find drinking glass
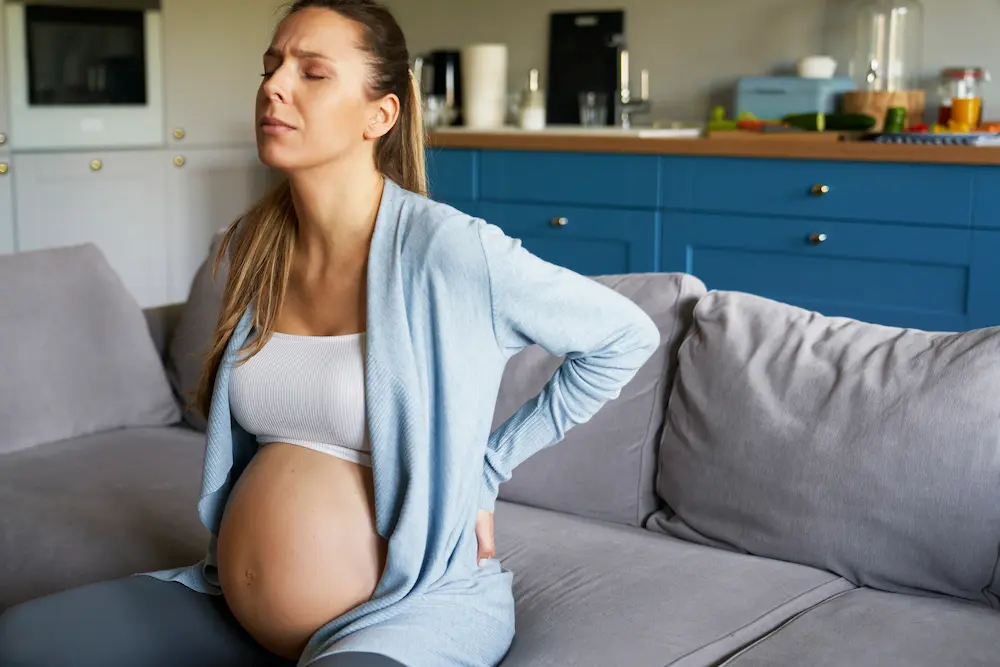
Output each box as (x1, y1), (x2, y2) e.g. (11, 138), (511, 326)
(578, 91), (608, 126)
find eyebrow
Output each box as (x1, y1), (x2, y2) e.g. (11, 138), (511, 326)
(264, 47), (334, 62)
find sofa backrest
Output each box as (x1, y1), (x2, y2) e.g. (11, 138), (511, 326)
(165, 231), (227, 431)
(649, 290), (1000, 610)
(493, 272), (706, 527)
(0, 244), (181, 454)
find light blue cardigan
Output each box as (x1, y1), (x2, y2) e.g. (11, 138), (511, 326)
(145, 178), (660, 666)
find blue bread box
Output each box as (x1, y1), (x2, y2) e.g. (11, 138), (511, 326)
(735, 76), (857, 119)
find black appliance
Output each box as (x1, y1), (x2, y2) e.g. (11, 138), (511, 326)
(415, 49), (463, 125)
(25, 4), (149, 106)
(546, 10), (624, 125)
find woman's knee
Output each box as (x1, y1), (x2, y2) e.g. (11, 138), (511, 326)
(0, 598), (53, 666)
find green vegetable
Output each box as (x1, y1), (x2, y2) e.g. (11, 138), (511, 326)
(783, 112), (826, 132)
(782, 112), (878, 132)
(827, 113), (878, 131)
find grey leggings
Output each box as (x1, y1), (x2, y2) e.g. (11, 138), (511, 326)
(0, 576), (406, 667)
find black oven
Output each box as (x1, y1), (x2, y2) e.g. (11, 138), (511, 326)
(24, 3), (149, 105)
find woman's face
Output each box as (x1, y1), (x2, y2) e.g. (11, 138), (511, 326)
(255, 7), (395, 173)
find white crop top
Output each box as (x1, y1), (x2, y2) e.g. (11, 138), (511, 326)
(229, 330), (370, 467)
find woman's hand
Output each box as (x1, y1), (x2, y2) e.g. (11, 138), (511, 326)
(476, 509), (495, 566)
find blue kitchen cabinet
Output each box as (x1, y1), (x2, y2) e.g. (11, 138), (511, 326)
(425, 147), (476, 212)
(477, 201), (659, 276)
(969, 229), (1000, 329)
(971, 167), (1000, 230)
(480, 150), (660, 208)
(426, 146), (1000, 331)
(662, 212), (978, 331)
(661, 156), (974, 228)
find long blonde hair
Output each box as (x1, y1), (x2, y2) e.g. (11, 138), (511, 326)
(193, 0), (426, 419)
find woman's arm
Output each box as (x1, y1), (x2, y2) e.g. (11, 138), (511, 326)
(475, 220), (661, 512)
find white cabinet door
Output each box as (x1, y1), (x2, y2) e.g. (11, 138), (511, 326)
(0, 154), (12, 255)
(162, 0), (282, 147)
(13, 150), (171, 308)
(0, 1), (8, 148)
(165, 146), (279, 303)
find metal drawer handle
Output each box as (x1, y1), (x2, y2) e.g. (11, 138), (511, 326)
(0, 162), (7, 175)
(811, 184), (830, 196)
(550, 216), (569, 227)
(90, 159), (102, 172)
(809, 233), (828, 245)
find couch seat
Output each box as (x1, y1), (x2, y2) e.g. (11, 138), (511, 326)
(494, 502), (854, 667)
(722, 587), (1000, 667)
(0, 426), (207, 610)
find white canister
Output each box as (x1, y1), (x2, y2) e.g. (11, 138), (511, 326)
(461, 43), (508, 129)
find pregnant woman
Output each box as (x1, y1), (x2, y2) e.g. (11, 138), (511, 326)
(0, 1), (659, 665)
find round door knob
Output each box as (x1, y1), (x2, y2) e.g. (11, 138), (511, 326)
(0, 162), (8, 175)
(0, 132), (6, 145)
(173, 155), (186, 167)
(173, 127), (185, 140)
(90, 159), (102, 171)
(809, 233), (828, 245)
(550, 216), (569, 227)
(811, 184), (830, 196)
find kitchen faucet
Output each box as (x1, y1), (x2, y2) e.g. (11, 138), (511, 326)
(616, 48), (650, 128)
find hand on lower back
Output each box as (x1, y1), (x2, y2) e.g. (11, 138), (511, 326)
(476, 509), (495, 565)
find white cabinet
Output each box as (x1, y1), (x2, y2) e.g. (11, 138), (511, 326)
(13, 150), (171, 308)
(162, 0), (282, 147)
(0, 0), (8, 147)
(0, 154), (12, 255)
(165, 146), (278, 302)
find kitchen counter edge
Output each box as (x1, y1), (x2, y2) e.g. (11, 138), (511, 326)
(426, 130), (1000, 166)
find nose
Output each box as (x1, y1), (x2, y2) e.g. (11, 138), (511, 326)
(261, 66), (290, 103)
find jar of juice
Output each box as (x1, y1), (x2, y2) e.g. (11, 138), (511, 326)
(938, 67), (990, 129)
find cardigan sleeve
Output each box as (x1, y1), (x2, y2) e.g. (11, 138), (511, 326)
(475, 220), (661, 512)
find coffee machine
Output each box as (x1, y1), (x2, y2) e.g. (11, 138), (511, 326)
(413, 50), (463, 127)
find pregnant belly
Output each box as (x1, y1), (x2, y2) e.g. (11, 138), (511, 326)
(216, 442), (387, 660)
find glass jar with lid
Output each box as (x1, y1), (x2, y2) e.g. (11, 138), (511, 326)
(849, 0), (924, 92)
(937, 67), (990, 129)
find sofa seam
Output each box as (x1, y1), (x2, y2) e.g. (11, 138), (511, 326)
(709, 586), (860, 667)
(662, 577), (855, 667)
(636, 274), (689, 526)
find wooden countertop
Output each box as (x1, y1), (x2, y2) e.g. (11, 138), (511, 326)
(427, 127), (1000, 166)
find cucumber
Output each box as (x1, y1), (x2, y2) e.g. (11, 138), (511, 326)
(784, 112), (826, 132)
(783, 112), (877, 132)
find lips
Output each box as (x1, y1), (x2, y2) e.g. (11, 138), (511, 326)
(260, 115), (295, 130)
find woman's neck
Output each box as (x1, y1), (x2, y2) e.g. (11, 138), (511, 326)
(287, 155), (385, 269)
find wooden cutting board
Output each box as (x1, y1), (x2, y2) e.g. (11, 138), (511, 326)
(706, 130), (847, 142)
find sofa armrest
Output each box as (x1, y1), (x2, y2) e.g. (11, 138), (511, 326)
(143, 303), (184, 361)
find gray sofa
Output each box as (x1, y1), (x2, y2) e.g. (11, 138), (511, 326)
(1, 242), (998, 667)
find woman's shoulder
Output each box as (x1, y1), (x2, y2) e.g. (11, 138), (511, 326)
(392, 185), (490, 274)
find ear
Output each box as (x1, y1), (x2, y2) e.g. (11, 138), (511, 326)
(364, 93), (401, 140)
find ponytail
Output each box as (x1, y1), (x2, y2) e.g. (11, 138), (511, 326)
(375, 68), (426, 197)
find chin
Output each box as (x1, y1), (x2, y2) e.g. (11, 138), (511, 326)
(256, 142), (298, 173)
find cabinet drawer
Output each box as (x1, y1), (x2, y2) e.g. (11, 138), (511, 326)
(664, 157), (973, 228)
(478, 202), (658, 276)
(663, 213), (975, 331)
(971, 168), (1000, 229)
(480, 151), (659, 208)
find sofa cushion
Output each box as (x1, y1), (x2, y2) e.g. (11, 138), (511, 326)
(649, 290), (1000, 609)
(166, 231), (227, 431)
(0, 426), (207, 610)
(494, 501), (853, 667)
(0, 245), (181, 454)
(722, 588), (1000, 667)
(492, 273), (705, 527)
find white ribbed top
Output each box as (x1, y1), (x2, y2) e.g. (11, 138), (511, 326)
(229, 330), (370, 466)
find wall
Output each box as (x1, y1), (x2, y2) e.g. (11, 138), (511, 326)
(388, 0), (1000, 124)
